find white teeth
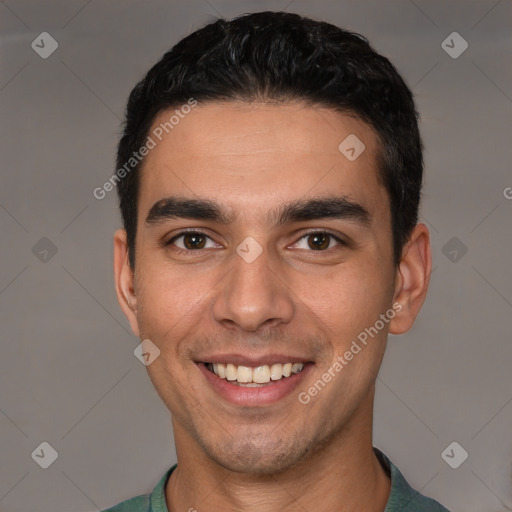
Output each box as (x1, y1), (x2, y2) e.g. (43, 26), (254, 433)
(270, 363), (283, 380)
(207, 362), (304, 384)
(225, 363), (237, 381)
(236, 365), (253, 383)
(253, 365), (271, 384)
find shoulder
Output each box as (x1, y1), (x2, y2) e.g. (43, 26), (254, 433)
(101, 464), (176, 512)
(374, 448), (451, 512)
(101, 493), (150, 512)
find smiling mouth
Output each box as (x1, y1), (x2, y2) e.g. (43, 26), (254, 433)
(205, 362), (306, 387)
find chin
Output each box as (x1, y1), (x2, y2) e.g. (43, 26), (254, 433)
(199, 434), (309, 476)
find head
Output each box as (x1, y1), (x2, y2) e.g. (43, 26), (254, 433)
(113, 11), (431, 474)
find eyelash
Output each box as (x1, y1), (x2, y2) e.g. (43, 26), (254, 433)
(165, 229), (346, 254)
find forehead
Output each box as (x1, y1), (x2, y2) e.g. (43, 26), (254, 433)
(138, 101), (388, 224)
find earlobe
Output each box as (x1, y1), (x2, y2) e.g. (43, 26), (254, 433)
(113, 229), (140, 337)
(389, 223), (432, 335)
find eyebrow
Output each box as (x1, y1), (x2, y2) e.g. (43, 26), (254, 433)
(145, 195), (371, 227)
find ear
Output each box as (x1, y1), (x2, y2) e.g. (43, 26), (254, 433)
(389, 223), (432, 335)
(113, 228), (140, 337)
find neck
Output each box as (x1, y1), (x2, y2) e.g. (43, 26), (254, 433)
(165, 397), (390, 512)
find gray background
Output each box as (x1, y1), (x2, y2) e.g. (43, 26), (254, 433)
(1, 0), (511, 510)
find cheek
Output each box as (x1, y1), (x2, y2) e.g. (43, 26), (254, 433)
(135, 265), (206, 339)
(307, 263), (391, 340)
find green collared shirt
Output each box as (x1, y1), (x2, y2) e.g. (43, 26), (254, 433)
(102, 448), (450, 511)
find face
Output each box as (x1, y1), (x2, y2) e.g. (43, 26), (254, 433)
(114, 101), (427, 475)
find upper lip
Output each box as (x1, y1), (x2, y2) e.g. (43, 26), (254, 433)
(197, 354), (312, 367)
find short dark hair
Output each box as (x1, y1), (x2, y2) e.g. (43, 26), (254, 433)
(116, 11), (423, 269)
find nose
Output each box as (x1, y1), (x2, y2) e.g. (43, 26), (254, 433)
(212, 242), (295, 333)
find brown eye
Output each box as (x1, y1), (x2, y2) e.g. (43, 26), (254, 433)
(307, 233), (330, 250)
(167, 231), (217, 251)
(182, 233), (207, 250)
(293, 232), (344, 251)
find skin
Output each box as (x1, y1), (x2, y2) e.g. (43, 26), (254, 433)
(113, 101), (431, 512)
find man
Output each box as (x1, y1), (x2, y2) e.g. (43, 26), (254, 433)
(105, 11), (449, 512)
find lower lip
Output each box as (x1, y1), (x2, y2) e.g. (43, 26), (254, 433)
(198, 363), (313, 407)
